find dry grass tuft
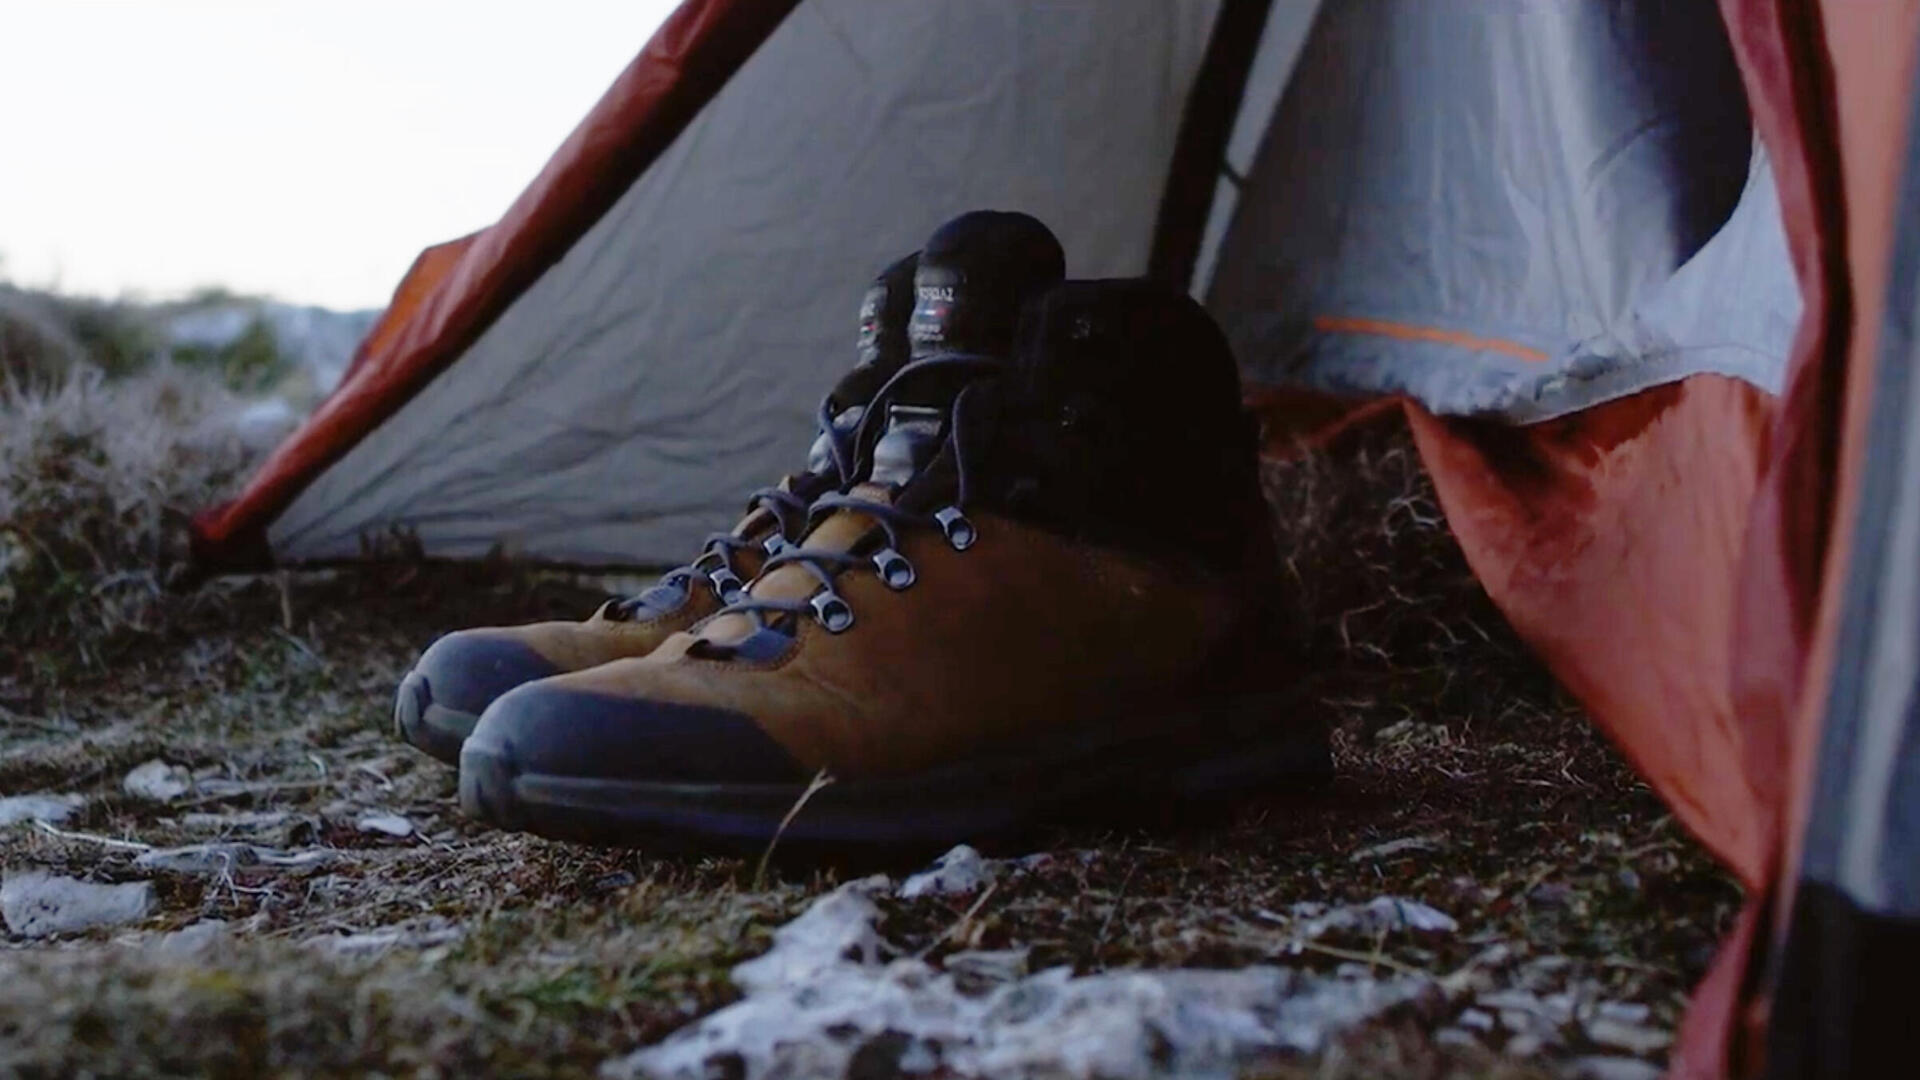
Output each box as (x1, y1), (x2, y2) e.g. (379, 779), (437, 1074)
(1264, 419), (1561, 739)
(0, 362), (283, 668)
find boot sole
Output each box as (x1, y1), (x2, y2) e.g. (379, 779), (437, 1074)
(393, 671), (480, 767)
(458, 695), (1332, 852)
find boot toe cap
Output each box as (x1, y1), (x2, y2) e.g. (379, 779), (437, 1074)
(412, 632), (563, 719)
(465, 681), (803, 785)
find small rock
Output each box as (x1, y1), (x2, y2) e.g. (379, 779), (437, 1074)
(1434, 1027), (1481, 1049)
(1349, 833), (1446, 862)
(1567, 1056), (1663, 1080)
(1615, 868), (1643, 892)
(1593, 1001), (1652, 1025)
(1457, 1008), (1495, 1032)
(124, 760), (192, 801)
(355, 812), (413, 837)
(898, 844), (992, 898)
(0, 794), (84, 827)
(1585, 1017), (1673, 1056)
(2, 870), (153, 937)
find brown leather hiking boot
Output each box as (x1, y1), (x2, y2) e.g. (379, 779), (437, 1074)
(393, 252), (924, 764)
(459, 275), (1329, 848)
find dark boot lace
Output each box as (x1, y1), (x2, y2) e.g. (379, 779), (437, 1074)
(711, 354), (1003, 636)
(607, 395), (871, 620)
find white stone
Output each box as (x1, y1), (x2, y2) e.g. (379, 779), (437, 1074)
(0, 794), (84, 826)
(1, 870), (153, 937)
(123, 759), (192, 801)
(897, 844), (993, 898)
(355, 812), (414, 837)
(1585, 1017), (1673, 1056)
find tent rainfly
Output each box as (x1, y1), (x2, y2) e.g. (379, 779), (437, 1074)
(191, 2), (1920, 1075)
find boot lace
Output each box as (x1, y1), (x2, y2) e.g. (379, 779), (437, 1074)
(712, 354), (1001, 635)
(610, 398), (870, 619)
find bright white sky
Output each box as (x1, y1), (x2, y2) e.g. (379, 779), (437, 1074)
(0, 1), (679, 310)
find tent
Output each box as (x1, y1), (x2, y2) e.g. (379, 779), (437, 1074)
(189, 1), (1919, 1074)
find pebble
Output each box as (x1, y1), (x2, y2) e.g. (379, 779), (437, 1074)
(355, 812), (414, 837)
(123, 760), (192, 801)
(897, 844), (993, 898)
(1, 870), (153, 937)
(1585, 1016), (1673, 1056)
(0, 794), (84, 827)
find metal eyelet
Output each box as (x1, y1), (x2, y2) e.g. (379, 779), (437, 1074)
(934, 507), (976, 551)
(707, 566), (745, 604)
(872, 547), (916, 590)
(809, 590), (854, 633)
(762, 534), (790, 556)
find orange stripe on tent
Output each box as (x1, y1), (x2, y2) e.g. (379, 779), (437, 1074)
(1312, 316), (1551, 364)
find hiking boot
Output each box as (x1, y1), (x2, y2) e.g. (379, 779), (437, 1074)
(393, 253), (922, 764)
(460, 275), (1330, 848)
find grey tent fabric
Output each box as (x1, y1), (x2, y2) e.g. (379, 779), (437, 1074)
(269, 0), (1219, 565)
(1204, 0), (1789, 422)
(267, 0), (1799, 566)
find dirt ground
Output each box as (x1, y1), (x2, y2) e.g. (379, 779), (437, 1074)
(0, 428), (1742, 1078)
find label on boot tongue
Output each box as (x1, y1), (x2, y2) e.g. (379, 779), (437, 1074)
(908, 265), (981, 358)
(868, 404), (947, 489)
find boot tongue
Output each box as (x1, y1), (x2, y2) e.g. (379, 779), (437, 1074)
(867, 403), (950, 489)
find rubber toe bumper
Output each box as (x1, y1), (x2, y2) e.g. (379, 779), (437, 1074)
(459, 683), (807, 840)
(394, 633), (563, 765)
(460, 687), (1331, 852)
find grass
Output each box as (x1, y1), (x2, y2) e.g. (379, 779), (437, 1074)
(0, 360), (1742, 1076)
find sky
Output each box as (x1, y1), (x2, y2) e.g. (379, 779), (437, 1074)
(0, 0), (679, 310)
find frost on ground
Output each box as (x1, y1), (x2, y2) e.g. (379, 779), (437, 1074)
(612, 876), (1443, 1080)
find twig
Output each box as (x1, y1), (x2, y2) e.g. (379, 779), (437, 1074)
(1293, 939), (1428, 977)
(1092, 855), (1141, 966)
(943, 881), (999, 948)
(753, 768), (834, 889)
(33, 820), (152, 851)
